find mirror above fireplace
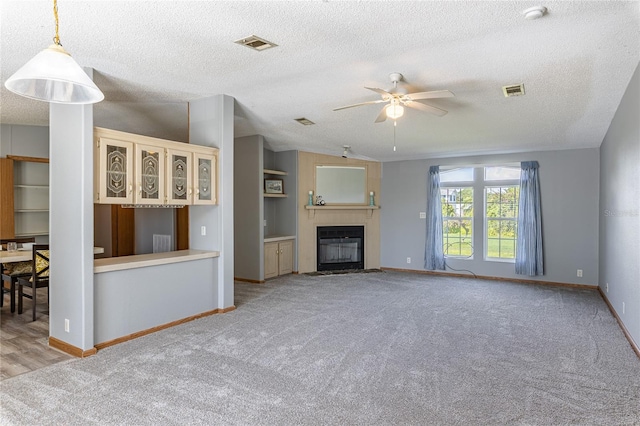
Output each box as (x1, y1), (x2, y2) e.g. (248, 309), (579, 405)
(315, 165), (366, 204)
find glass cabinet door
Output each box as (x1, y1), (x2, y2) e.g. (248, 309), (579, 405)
(96, 137), (134, 204)
(166, 148), (193, 205)
(193, 152), (217, 205)
(135, 144), (165, 205)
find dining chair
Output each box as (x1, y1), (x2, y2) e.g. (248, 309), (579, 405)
(17, 244), (50, 322)
(1, 237), (36, 312)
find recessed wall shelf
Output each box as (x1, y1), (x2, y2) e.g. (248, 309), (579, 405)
(263, 169), (288, 176)
(264, 193), (288, 198)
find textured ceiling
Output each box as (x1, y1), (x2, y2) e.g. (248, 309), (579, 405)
(1, 1), (638, 161)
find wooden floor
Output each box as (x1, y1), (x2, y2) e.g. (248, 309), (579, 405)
(0, 288), (72, 380)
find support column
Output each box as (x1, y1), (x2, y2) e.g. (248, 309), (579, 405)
(189, 95), (234, 309)
(48, 80), (95, 354)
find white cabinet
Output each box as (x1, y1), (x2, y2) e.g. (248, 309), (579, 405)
(193, 152), (217, 205)
(166, 148), (193, 205)
(134, 143), (165, 205)
(264, 239), (293, 279)
(94, 128), (218, 206)
(95, 136), (134, 204)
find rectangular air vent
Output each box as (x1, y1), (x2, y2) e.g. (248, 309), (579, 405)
(234, 35), (278, 51)
(503, 84), (525, 97)
(294, 117), (315, 126)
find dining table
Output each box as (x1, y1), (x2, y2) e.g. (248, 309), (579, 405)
(0, 247), (105, 263)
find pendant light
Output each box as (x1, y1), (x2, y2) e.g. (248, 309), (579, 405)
(4, 0), (104, 104)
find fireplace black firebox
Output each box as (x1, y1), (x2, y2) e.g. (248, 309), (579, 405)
(317, 226), (364, 271)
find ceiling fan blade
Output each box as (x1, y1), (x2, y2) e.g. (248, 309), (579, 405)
(404, 90), (455, 101)
(333, 99), (386, 111)
(374, 106), (388, 123)
(405, 100), (448, 117)
(365, 87), (393, 99)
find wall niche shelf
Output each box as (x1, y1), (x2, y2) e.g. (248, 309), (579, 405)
(264, 193), (288, 198)
(263, 169), (288, 176)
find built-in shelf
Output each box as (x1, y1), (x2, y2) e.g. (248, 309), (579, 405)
(16, 232), (49, 237)
(264, 193), (288, 198)
(15, 209), (49, 213)
(263, 169), (288, 176)
(14, 185), (49, 189)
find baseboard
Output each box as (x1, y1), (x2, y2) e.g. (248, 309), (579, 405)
(235, 277), (265, 284)
(597, 288), (640, 359)
(49, 336), (97, 358)
(381, 267), (598, 290)
(94, 305), (236, 351)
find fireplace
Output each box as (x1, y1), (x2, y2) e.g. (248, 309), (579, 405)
(317, 226), (364, 271)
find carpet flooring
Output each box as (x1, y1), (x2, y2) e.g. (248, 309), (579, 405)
(1, 271), (639, 425)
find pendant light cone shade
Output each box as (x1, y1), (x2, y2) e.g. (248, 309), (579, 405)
(386, 103), (404, 119)
(5, 44), (104, 104)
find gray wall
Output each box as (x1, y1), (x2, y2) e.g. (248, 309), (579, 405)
(381, 148), (600, 285)
(234, 135), (264, 281)
(0, 124), (49, 158)
(599, 63), (640, 347)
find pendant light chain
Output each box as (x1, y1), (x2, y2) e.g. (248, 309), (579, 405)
(53, 0), (61, 46)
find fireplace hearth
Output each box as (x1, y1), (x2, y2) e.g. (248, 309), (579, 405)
(317, 226), (364, 271)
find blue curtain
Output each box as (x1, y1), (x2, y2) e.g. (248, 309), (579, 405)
(425, 166), (445, 270)
(516, 161), (544, 276)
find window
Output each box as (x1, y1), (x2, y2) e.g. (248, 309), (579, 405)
(485, 186), (519, 260)
(440, 187), (474, 257)
(440, 168), (474, 258)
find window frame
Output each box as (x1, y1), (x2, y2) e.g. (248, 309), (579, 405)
(439, 167), (475, 259)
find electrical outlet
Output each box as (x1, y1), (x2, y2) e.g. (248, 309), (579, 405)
(200, 226), (206, 236)
(577, 269), (583, 277)
(64, 319), (70, 333)
(622, 302), (625, 315)
(407, 257), (411, 264)
(419, 212), (426, 219)
(264, 220), (267, 227)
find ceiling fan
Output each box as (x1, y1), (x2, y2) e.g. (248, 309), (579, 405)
(333, 73), (454, 123)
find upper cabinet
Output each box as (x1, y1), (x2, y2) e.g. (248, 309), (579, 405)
(94, 128), (218, 206)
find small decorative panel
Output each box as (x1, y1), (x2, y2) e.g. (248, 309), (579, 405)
(140, 149), (160, 200)
(106, 145), (128, 199)
(171, 154), (188, 200)
(197, 158), (212, 201)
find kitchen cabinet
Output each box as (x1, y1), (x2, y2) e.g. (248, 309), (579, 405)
(94, 127), (218, 206)
(95, 136), (134, 204)
(264, 238), (293, 279)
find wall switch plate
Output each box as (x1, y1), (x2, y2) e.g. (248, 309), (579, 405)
(622, 302), (625, 315)
(264, 220), (267, 227)
(65, 319), (70, 333)
(419, 212), (426, 219)
(577, 269), (583, 277)
(201, 226), (206, 236)
(606, 282), (609, 293)
(407, 257), (411, 263)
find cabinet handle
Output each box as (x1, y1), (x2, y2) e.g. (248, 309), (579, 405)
(128, 184), (133, 194)
(139, 184), (142, 196)
(188, 188), (193, 195)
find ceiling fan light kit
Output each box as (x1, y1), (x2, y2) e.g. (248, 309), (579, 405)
(5, 0), (104, 104)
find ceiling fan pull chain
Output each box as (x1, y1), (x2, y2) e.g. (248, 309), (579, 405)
(393, 120), (397, 152)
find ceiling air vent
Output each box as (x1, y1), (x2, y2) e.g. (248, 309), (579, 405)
(234, 35), (278, 51)
(295, 117), (315, 126)
(502, 84), (525, 97)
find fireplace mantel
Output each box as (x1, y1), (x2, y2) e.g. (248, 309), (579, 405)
(304, 205), (380, 219)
